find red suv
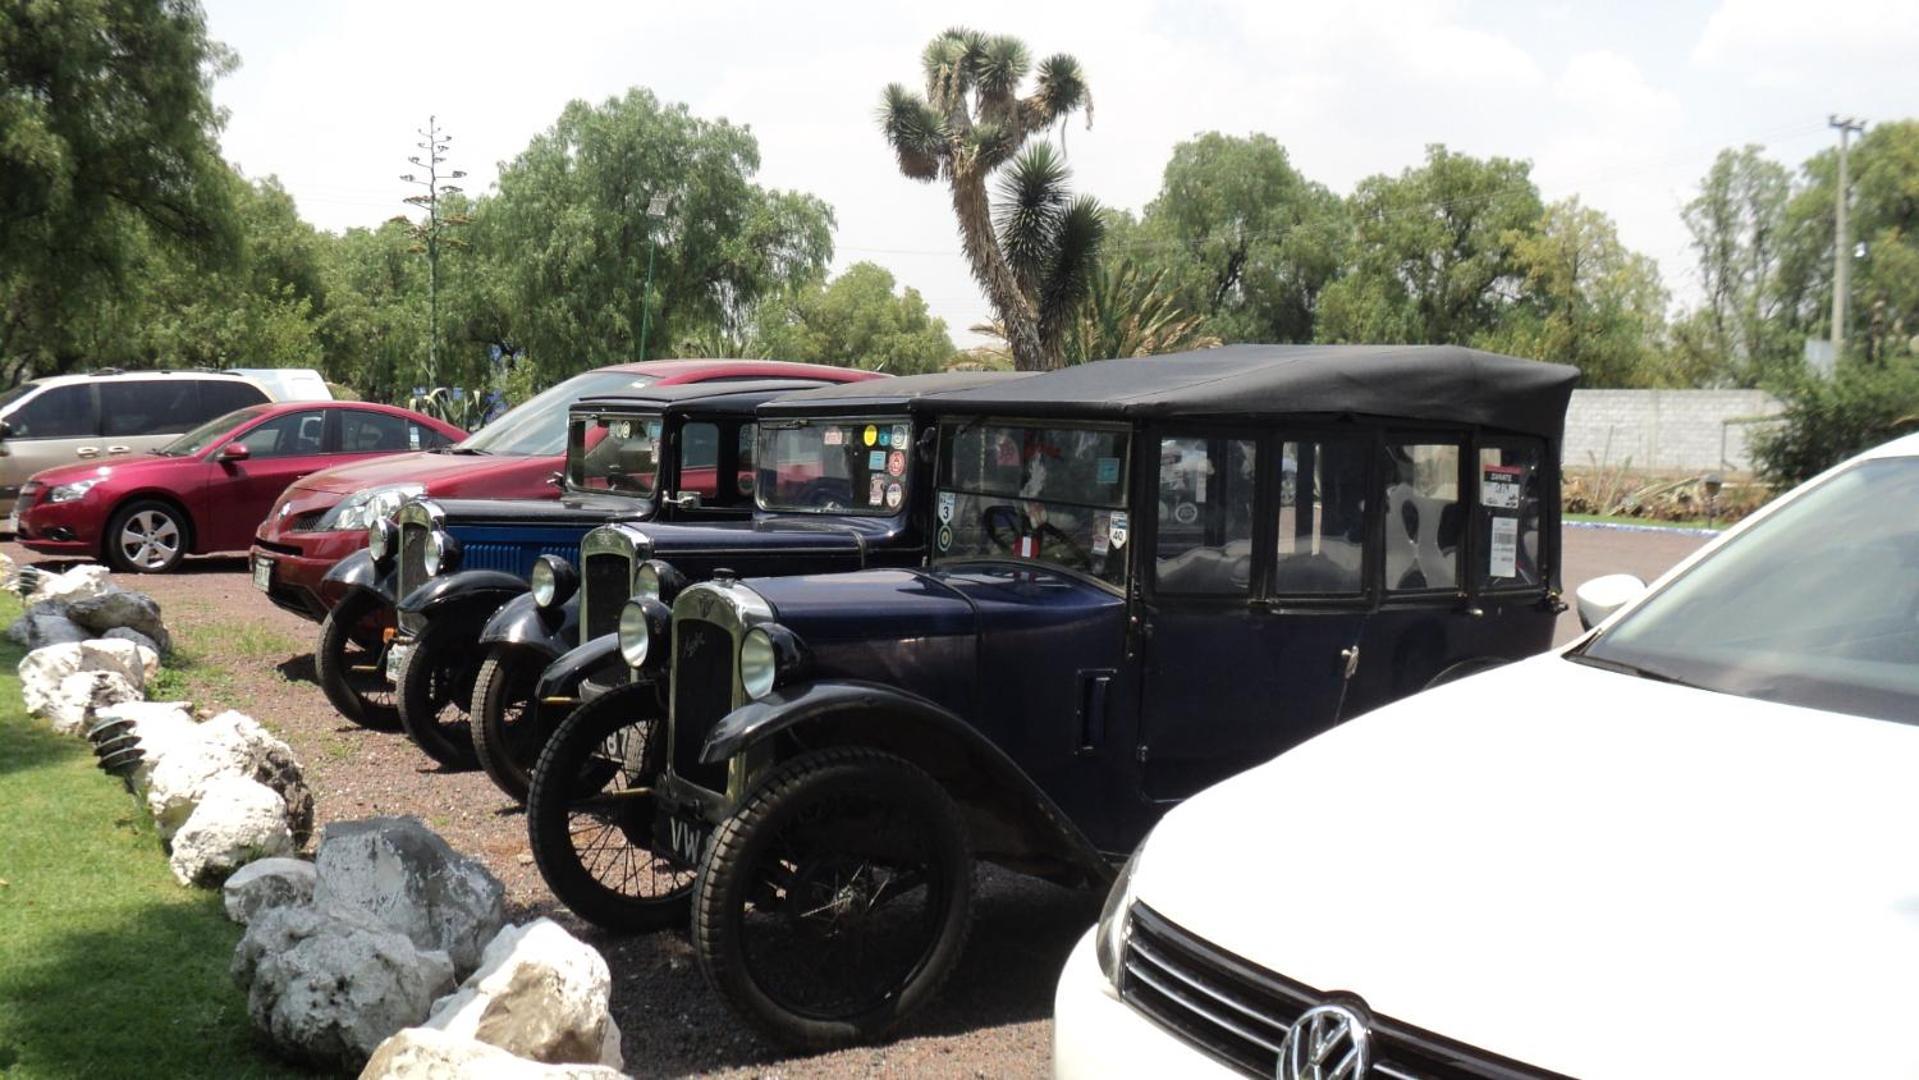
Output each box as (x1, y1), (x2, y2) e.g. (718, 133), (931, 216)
(251, 360), (879, 621)
(17, 401), (464, 573)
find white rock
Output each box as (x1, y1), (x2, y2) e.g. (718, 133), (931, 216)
(18, 638), (148, 715)
(168, 776), (294, 886)
(422, 918), (622, 1068)
(234, 902), (458, 1071)
(360, 1028), (628, 1079)
(146, 710), (312, 845)
(314, 817), (506, 979)
(223, 857), (318, 924)
(93, 701), (200, 792)
(27, 563), (113, 606)
(66, 587), (169, 648)
(43, 670), (142, 735)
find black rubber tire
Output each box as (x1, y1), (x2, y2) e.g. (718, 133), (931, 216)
(692, 747), (974, 1051)
(471, 648), (545, 802)
(526, 685), (692, 932)
(103, 498), (190, 573)
(396, 615), (480, 769)
(314, 590), (401, 731)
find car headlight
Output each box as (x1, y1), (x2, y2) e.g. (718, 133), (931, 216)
(618, 599), (651, 668)
(531, 556), (577, 609)
(368, 519), (397, 562)
(634, 562), (661, 602)
(47, 478), (104, 503)
(1095, 834), (1149, 986)
(423, 529), (459, 576)
(316, 484), (424, 532)
(739, 627), (779, 700)
(633, 559), (686, 604)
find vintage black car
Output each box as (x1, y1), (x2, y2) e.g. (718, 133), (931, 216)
(470, 373), (1020, 802)
(549, 344), (1578, 1048)
(314, 380), (819, 739)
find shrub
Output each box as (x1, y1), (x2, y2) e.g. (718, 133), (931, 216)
(1752, 358), (1919, 485)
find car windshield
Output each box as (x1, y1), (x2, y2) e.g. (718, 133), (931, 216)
(1580, 456), (1919, 724)
(159, 406), (269, 456)
(936, 420), (1131, 587)
(0, 381), (39, 417)
(459, 370), (657, 456)
(756, 416), (914, 515)
(567, 412), (663, 496)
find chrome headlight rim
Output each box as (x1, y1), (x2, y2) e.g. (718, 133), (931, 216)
(618, 598), (651, 668)
(633, 562), (661, 603)
(367, 518), (397, 563)
(739, 627), (777, 700)
(633, 559), (687, 605)
(422, 529), (460, 577)
(530, 555), (576, 609)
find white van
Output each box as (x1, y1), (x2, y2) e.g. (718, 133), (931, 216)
(226, 367), (333, 402)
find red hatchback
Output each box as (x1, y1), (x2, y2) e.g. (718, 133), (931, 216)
(17, 402), (465, 573)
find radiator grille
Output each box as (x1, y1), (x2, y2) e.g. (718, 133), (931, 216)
(397, 521), (430, 634)
(583, 551), (631, 641)
(670, 618), (733, 792)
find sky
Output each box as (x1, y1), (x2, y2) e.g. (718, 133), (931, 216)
(202, 0), (1919, 346)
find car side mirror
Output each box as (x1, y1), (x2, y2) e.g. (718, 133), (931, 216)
(1575, 573), (1647, 632)
(219, 442), (251, 462)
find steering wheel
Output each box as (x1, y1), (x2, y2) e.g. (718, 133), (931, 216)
(980, 505), (1093, 569)
(793, 477), (850, 511)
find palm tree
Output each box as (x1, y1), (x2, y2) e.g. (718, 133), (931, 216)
(879, 28), (1093, 370)
(974, 258), (1221, 365)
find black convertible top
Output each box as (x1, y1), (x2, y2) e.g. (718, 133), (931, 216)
(924, 345), (1579, 438)
(757, 370), (1029, 417)
(571, 379), (830, 418)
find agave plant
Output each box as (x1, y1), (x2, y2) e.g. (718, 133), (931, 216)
(974, 258), (1221, 365)
(406, 386), (490, 431)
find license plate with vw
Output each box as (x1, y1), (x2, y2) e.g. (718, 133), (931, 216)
(385, 642), (410, 685)
(657, 807), (711, 868)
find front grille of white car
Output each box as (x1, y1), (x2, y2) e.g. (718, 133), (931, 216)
(1119, 904), (1565, 1080)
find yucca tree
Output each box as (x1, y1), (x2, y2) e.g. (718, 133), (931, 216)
(879, 28), (1093, 370)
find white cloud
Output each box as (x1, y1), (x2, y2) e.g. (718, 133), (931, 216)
(1693, 0), (1919, 86)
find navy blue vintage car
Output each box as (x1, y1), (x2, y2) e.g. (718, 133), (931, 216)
(542, 344), (1579, 1049)
(478, 372), (1023, 805)
(313, 380), (820, 740)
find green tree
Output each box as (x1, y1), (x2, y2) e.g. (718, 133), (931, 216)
(878, 28), (1093, 370)
(1787, 120), (1919, 366)
(751, 262), (955, 372)
(0, 0), (239, 381)
(1316, 145), (1544, 346)
(1675, 146), (1794, 385)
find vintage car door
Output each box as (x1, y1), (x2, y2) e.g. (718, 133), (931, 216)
(1135, 429), (1374, 801)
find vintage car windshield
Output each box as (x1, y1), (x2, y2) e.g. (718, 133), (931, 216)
(160, 406), (269, 456)
(936, 420), (1130, 586)
(756, 416), (913, 515)
(459, 370), (657, 456)
(1579, 456), (1919, 724)
(567, 413), (663, 496)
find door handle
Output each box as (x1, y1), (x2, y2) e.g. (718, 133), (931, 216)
(106, 445), (131, 455)
(75, 446), (99, 458)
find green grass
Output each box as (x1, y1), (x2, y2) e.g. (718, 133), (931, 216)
(0, 594), (302, 1080)
(147, 612), (301, 706)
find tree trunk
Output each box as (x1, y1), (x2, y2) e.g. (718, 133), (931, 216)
(949, 164), (1046, 370)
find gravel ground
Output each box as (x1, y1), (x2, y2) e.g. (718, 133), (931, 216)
(2, 524), (1707, 1078)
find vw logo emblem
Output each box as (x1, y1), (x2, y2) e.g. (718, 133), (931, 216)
(1276, 1003), (1371, 1080)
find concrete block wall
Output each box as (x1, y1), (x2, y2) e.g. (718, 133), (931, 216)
(1563, 389), (1784, 475)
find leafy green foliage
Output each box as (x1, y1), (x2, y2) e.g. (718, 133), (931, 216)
(1753, 357), (1919, 484)
(750, 262), (955, 373)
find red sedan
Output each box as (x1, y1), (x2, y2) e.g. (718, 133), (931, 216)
(16, 402), (465, 573)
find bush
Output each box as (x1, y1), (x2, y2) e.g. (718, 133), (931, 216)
(1752, 358), (1919, 485)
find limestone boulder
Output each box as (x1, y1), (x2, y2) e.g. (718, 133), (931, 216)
(146, 710), (312, 845)
(168, 776), (295, 886)
(19, 638), (149, 716)
(360, 1028), (628, 1079)
(223, 857), (318, 924)
(93, 701), (200, 791)
(421, 918), (621, 1068)
(234, 902), (457, 1071)
(43, 670), (143, 735)
(67, 587), (170, 650)
(314, 817), (505, 978)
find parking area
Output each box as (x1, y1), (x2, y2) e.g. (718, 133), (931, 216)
(3, 522), (1709, 1076)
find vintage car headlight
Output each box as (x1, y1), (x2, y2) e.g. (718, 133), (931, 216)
(367, 519), (398, 562)
(1095, 834), (1149, 985)
(316, 483), (423, 532)
(422, 529), (460, 576)
(618, 599), (651, 668)
(46, 477), (104, 503)
(633, 559), (687, 604)
(530, 555), (577, 609)
(739, 627), (778, 700)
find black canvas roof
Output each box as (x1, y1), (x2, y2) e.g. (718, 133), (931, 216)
(924, 345), (1580, 438)
(757, 370), (1031, 417)
(571, 379), (831, 418)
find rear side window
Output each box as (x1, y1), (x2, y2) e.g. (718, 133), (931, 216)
(409, 422), (454, 450)
(1477, 442), (1545, 589)
(235, 410), (327, 458)
(199, 379), (270, 418)
(102, 380), (200, 437)
(1383, 442), (1463, 593)
(7, 385), (96, 439)
(736, 424), (756, 497)
(340, 410), (411, 453)
(1274, 439), (1370, 595)
(681, 422), (720, 498)
(1154, 435), (1257, 596)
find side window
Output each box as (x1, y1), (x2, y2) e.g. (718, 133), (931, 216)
(1477, 442), (1545, 589)
(1274, 439), (1370, 595)
(199, 379), (270, 419)
(102, 380), (200, 437)
(409, 423), (454, 450)
(234, 410), (327, 458)
(1384, 441), (1462, 592)
(680, 422), (720, 498)
(1154, 435), (1256, 596)
(7, 385), (96, 439)
(736, 424), (756, 497)
(340, 410), (412, 453)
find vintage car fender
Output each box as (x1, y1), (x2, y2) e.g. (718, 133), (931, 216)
(479, 591), (577, 660)
(533, 632), (628, 703)
(321, 549), (396, 605)
(396, 568), (527, 619)
(702, 679), (1115, 888)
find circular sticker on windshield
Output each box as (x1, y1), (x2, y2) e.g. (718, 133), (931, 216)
(891, 424), (909, 449)
(887, 450), (906, 477)
(1173, 501), (1199, 525)
(863, 425), (878, 447)
(937, 524), (953, 551)
(885, 482), (904, 509)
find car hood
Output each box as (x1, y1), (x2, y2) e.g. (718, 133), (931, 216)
(295, 451), (502, 495)
(749, 567), (976, 645)
(1133, 657), (1919, 1078)
(432, 495), (646, 526)
(28, 454), (190, 490)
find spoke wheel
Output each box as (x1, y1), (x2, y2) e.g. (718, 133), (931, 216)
(472, 649), (546, 802)
(105, 500), (187, 573)
(527, 684), (692, 932)
(694, 748), (973, 1050)
(314, 590), (400, 730)
(397, 616), (480, 769)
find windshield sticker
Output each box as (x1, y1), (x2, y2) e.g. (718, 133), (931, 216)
(1091, 512), (1111, 557)
(1172, 501), (1199, 525)
(1489, 516), (1519, 578)
(937, 524), (953, 551)
(868, 449), (886, 471)
(1108, 511), (1130, 549)
(1482, 464), (1523, 510)
(885, 482), (904, 509)
(891, 424), (909, 449)
(1016, 534), (1040, 559)
(937, 491), (955, 523)
(863, 424), (879, 447)
(1096, 456), (1121, 485)
(822, 427), (844, 447)
(887, 450), (906, 477)
(868, 475), (886, 506)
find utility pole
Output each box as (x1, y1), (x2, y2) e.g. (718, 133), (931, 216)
(1828, 114), (1866, 363)
(400, 116), (467, 388)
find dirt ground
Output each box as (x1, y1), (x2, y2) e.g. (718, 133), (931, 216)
(2, 523), (1709, 1079)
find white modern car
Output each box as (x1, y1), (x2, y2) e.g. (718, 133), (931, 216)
(1054, 432), (1919, 1079)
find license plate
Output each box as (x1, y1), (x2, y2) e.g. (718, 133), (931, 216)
(3, 510), (16, 534)
(659, 807), (710, 867)
(251, 556), (272, 592)
(385, 642), (411, 684)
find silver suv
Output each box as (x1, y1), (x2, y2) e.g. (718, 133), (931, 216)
(0, 370), (273, 516)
